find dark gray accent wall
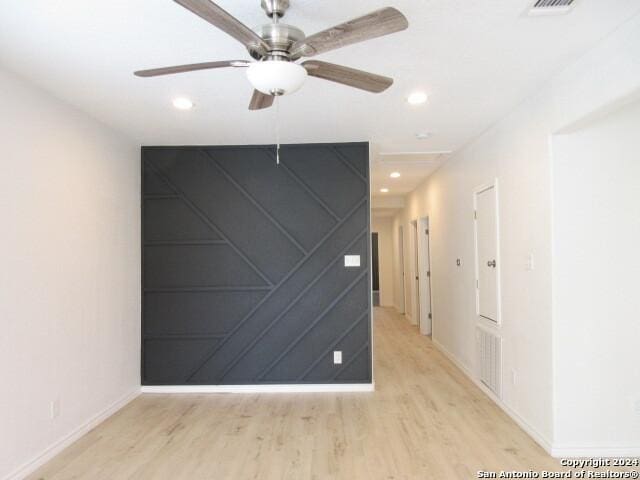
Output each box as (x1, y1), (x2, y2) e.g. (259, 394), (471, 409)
(142, 143), (371, 385)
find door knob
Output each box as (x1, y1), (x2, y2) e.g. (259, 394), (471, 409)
(487, 260), (496, 268)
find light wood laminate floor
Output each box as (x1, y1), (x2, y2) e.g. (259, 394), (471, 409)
(29, 307), (561, 480)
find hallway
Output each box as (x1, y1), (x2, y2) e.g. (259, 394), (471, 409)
(28, 308), (559, 480)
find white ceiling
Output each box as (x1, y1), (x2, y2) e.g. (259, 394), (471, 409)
(371, 152), (448, 196)
(372, 208), (402, 219)
(1, 0), (639, 195)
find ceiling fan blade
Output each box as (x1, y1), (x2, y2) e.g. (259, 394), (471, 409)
(302, 61), (393, 93)
(174, 0), (269, 54)
(249, 90), (274, 110)
(134, 60), (249, 77)
(291, 7), (408, 58)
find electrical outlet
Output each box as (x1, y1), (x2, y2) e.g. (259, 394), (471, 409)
(511, 369), (517, 386)
(333, 351), (342, 365)
(50, 399), (60, 419)
(635, 399), (640, 416)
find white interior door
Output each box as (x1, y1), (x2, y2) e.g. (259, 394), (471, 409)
(411, 221), (420, 326)
(417, 217), (432, 335)
(398, 226), (406, 313)
(475, 185), (500, 322)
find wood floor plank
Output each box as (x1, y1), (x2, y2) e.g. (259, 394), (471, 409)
(27, 307), (563, 480)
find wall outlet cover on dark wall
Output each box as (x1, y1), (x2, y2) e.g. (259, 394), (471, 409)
(142, 143), (371, 385)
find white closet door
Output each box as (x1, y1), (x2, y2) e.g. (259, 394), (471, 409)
(475, 186), (499, 322)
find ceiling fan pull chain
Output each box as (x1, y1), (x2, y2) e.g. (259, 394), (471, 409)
(275, 95), (281, 165)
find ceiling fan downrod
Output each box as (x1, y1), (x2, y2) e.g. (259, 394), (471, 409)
(261, 0), (290, 19)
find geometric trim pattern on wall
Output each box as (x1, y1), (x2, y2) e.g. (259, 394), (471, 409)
(142, 143), (371, 385)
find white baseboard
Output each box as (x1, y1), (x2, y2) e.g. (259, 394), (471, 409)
(550, 445), (640, 458)
(141, 383), (375, 394)
(4, 388), (140, 480)
(432, 338), (554, 455)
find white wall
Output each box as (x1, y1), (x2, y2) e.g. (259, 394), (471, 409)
(0, 68), (141, 479)
(372, 217), (394, 307)
(552, 99), (640, 455)
(391, 13), (640, 452)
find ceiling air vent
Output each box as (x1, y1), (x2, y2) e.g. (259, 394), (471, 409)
(529, 0), (576, 16)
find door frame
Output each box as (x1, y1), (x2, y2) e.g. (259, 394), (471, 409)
(417, 216), (433, 336)
(473, 180), (502, 326)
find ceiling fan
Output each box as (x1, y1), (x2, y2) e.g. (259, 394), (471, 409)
(134, 0), (409, 110)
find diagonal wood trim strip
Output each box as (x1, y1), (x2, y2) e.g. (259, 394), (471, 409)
(330, 341), (369, 381)
(224, 270), (368, 382)
(181, 197), (367, 381)
(204, 150), (308, 254)
(268, 153), (341, 222)
(145, 160), (275, 287)
(184, 221), (368, 382)
(296, 310), (369, 381)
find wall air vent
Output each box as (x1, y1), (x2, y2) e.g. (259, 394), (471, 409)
(477, 327), (502, 397)
(529, 0), (576, 15)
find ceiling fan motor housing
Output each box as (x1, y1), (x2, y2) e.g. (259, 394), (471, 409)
(249, 23), (305, 60)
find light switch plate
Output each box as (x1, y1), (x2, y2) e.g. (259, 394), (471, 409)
(333, 351), (342, 364)
(344, 255), (361, 267)
(526, 253), (535, 271)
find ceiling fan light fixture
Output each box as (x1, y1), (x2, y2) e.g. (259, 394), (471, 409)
(246, 60), (307, 96)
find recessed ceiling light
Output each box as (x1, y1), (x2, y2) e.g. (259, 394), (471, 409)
(390, 172), (401, 178)
(380, 188), (389, 193)
(172, 97), (194, 110)
(407, 92), (428, 105)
